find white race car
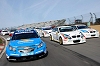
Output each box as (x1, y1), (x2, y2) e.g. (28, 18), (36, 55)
(40, 27), (52, 37)
(0, 30), (10, 36)
(71, 24), (99, 38)
(50, 26), (86, 45)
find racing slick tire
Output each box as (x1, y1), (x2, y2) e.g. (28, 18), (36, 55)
(42, 33), (45, 38)
(59, 37), (63, 45)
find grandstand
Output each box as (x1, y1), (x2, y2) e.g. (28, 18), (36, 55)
(18, 19), (66, 29)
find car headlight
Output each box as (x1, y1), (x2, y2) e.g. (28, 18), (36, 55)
(9, 45), (16, 51)
(38, 42), (43, 48)
(62, 34), (71, 39)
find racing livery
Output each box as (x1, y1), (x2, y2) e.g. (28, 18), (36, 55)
(39, 26), (52, 37)
(50, 26), (86, 45)
(71, 24), (99, 38)
(6, 29), (47, 61)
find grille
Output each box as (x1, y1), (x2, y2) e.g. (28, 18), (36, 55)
(72, 35), (80, 38)
(72, 36), (76, 38)
(90, 31), (95, 33)
(73, 40), (80, 43)
(77, 35), (80, 37)
(91, 34), (95, 36)
(19, 48), (34, 53)
(18, 46), (34, 53)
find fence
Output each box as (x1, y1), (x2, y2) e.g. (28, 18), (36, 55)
(65, 12), (100, 25)
(18, 12), (100, 28)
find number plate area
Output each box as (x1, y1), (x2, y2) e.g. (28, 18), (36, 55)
(21, 52), (34, 56)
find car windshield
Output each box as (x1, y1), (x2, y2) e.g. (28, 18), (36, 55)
(59, 27), (74, 32)
(11, 33), (39, 40)
(77, 26), (88, 29)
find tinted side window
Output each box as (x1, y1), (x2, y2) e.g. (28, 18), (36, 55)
(52, 28), (58, 32)
(55, 28), (58, 31)
(52, 28), (56, 32)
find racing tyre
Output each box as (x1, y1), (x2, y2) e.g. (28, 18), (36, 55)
(42, 33), (45, 38)
(50, 35), (53, 41)
(59, 37), (63, 45)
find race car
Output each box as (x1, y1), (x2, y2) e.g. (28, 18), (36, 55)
(71, 24), (99, 38)
(39, 26), (52, 37)
(50, 26), (86, 45)
(6, 29), (47, 61)
(0, 30), (10, 36)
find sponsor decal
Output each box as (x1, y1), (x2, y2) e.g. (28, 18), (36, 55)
(80, 30), (88, 33)
(18, 39), (34, 44)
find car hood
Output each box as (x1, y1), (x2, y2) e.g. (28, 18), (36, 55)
(9, 38), (42, 47)
(61, 31), (80, 36)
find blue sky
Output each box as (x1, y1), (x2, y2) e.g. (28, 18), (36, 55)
(0, 0), (100, 28)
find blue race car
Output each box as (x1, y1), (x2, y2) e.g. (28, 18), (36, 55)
(6, 29), (48, 61)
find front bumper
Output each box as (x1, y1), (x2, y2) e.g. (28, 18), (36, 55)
(6, 46), (47, 61)
(62, 37), (86, 44)
(6, 51), (47, 61)
(83, 32), (99, 38)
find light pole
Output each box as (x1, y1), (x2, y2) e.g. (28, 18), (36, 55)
(88, 12), (93, 26)
(90, 12), (93, 23)
(81, 15), (83, 22)
(68, 18), (71, 24)
(93, 13), (97, 23)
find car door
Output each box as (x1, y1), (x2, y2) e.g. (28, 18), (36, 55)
(51, 28), (57, 40)
(55, 28), (59, 41)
